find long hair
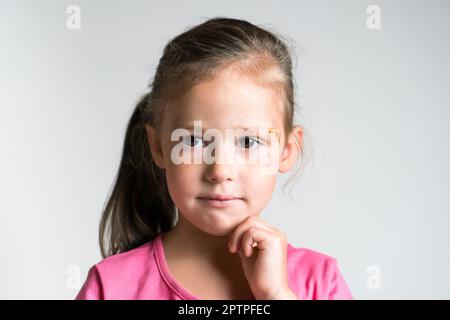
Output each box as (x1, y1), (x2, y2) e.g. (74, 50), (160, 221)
(99, 17), (309, 258)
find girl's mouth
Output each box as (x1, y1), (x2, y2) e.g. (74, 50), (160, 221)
(197, 195), (244, 208)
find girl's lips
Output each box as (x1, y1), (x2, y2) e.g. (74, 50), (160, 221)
(197, 197), (244, 208)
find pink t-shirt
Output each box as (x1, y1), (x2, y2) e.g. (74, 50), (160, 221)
(75, 232), (353, 300)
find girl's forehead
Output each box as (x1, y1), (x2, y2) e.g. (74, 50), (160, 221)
(185, 66), (282, 104)
(165, 70), (285, 130)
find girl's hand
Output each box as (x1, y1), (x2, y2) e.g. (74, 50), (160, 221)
(228, 216), (298, 300)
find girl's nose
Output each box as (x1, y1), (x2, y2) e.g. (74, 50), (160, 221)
(205, 162), (235, 183)
(204, 142), (236, 183)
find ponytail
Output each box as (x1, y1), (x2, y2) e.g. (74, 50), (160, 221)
(99, 93), (176, 258)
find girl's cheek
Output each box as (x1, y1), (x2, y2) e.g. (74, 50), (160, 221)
(171, 165), (205, 192)
(258, 177), (276, 200)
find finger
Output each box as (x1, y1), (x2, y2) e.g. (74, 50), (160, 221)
(228, 216), (263, 252)
(272, 227), (288, 243)
(241, 227), (278, 258)
(228, 216), (270, 253)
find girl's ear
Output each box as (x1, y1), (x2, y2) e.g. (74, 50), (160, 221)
(145, 124), (166, 169)
(279, 126), (303, 173)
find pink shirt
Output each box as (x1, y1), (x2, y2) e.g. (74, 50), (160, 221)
(75, 233), (353, 300)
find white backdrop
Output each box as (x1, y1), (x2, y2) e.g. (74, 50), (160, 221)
(1, 0), (449, 299)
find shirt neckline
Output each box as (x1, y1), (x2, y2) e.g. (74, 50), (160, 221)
(153, 232), (255, 300)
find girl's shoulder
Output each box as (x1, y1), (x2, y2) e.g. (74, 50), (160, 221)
(286, 242), (340, 274)
(286, 242), (353, 300)
(94, 239), (158, 276)
(288, 242), (336, 259)
(75, 238), (160, 300)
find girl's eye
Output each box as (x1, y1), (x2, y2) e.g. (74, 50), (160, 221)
(237, 136), (261, 149)
(182, 135), (261, 149)
(182, 135), (204, 148)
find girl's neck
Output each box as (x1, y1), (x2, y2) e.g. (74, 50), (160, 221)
(162, 213), (237, 264)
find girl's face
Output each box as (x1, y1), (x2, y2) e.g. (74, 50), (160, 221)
(146, 67), (302, 236)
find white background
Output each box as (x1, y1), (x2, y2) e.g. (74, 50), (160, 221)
(1, 0), (449, 299)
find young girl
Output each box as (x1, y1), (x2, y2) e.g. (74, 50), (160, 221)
(75, 17), (353, 300)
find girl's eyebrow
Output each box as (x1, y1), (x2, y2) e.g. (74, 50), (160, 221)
(172, 123), (272, 131)
(172, 123), (280, 142)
